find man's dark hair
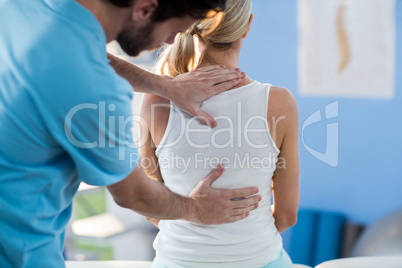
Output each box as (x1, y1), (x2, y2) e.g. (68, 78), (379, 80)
(151, 0), (226, 22)
(107, 0), (134, 8)
(108, 0), (226, 21)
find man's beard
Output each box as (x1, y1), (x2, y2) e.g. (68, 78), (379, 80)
(116, 22), (155, 57)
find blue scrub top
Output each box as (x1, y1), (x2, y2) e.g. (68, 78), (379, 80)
(0, 0), (139, 267)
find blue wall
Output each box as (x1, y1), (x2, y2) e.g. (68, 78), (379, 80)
(240, 0), (402, 225)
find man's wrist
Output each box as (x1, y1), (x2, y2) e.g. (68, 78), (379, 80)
(181, 196), (197, 222)
(152, 75), (173, 99)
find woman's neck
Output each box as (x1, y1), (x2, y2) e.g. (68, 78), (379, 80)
(196, 44), (254, 88)
(196, 46), (240, 70)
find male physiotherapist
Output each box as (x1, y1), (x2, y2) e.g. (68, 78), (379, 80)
(0, 0), (261, 267)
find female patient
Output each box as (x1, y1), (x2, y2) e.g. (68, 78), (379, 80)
(139, 0), (299, 267)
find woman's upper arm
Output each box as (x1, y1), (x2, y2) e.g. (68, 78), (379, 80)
(268, 87), (300, 222)
(139, 94), (164, 183)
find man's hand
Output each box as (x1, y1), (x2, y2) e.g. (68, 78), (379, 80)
(186, 165), (261, 225)
(164, 65), (245, 127)
(107, 55), (244, 127)
(108, 162), (260, 225)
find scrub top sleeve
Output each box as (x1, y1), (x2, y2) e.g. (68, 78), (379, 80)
(42, 64), (140, 186)
(62, 91), (140, 186)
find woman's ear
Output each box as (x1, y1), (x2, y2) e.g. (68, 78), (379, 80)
(131, 0), (158, 21)
(242, 13), (254, 38)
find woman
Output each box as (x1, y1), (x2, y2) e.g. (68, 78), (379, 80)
(139, 0), (299, 267)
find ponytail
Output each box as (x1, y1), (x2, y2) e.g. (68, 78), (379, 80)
(155, 32), (197, 77)
(154, 0), (252, 78)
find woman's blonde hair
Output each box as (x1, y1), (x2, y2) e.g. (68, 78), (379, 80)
(154, 0), (252, 77)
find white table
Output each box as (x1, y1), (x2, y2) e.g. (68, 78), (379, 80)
(66, 261), (312, 268)
(66, 261), (152, 268)
(316, 256), (402, 268)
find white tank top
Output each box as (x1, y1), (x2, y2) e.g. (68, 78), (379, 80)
(154, 81), (282, 268)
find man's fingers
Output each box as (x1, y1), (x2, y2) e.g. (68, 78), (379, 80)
(203, 67), (241, 77)
(209, 78), (243, 96)
(207, 69), (244, 83)
(201, 164), (225, 186)
(195, 65), (224, 73)
(208, 68), (243, 78)
(230, 203), (259, 217)
(225, 200), (260, 223)
(194, 108), (217, 128)
(208, 72), (244, 86)
(195, 65), (239, 73)
(230, 195), (261, 209)
(225, 212), (250, 223)
(226, 187), (259, 200)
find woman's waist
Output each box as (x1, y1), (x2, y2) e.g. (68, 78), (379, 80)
(158, 209), (278, 244)
(155, 215), (283, 267)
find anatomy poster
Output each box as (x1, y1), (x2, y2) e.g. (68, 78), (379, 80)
(298, 0), (396, 99)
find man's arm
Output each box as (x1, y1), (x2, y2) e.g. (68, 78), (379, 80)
(108, 53), (245, 127)
(107, 164), (261, 225)
(108, 53), (166, 93)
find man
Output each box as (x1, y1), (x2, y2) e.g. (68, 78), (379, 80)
(0, 0), (261, 267)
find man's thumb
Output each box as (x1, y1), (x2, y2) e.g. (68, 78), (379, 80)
(195, 109), (217, 128)
(203, 164), (225, 186)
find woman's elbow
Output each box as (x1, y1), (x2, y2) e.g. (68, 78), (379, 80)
(281, 215), (297, 227)
(286, 214), (298, 227)
(275, 212), (298, 231)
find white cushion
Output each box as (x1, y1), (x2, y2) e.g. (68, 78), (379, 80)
(65, 261), (152, 268)
(66, 261), (316, 268)
(315, 256), (402, 268)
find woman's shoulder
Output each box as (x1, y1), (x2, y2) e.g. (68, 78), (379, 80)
(268, 86), (297, 110)
(249, 80), (297, 112)
(268, 85), (298, 120)
(140, 94), (171, 121)
(266, 85), (299, 148)
(141, 94), (170, 111)
(142, 94), (170, 106)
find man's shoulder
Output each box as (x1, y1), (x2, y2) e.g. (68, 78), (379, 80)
(1, 0), (109, 89)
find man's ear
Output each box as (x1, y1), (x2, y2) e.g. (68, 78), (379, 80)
(242, 13), (254, 38)
(131, 0), (159, 21)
